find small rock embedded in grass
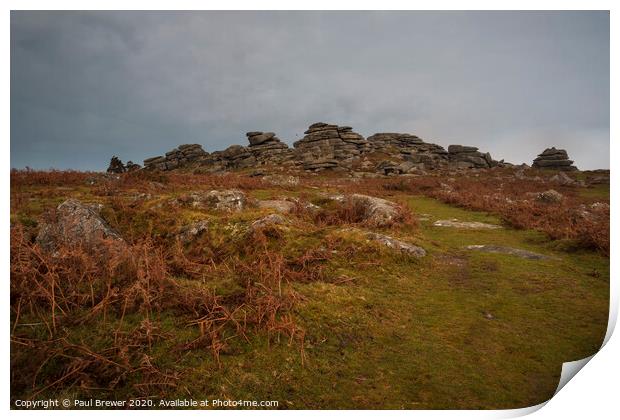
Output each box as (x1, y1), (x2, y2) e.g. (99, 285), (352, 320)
(417, 213), (432, 221)
(177, 220), (209, 244)
(257, 200), (296, 214)
(251, 214), (288, 229)
(366, 232), (426, 257)
(262, 174), (300, 187)
(550, 172), (580, 186)
(433, 219), (502, 229)
(340, 228), (426, 257)
(465, 245), (552, 260)
(326, 193), (406, 227)
(590, 202), (609, 212)
(175, 189), (247, 212)
(536, 189), (564, 204)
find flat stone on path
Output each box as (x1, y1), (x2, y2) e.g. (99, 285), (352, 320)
(433, 219), (502, 229)
(365, 232), (427, 257)
(340, 228), (426, 257)
(465, 245), (552, 260)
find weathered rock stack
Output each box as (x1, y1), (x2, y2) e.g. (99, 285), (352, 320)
(448, 145), (497, 169)
(245, 131), (293, 165)
(366, 133), (424, 152)
(143, 144), (209, 170)
(532, 147), (577, 171)
(123, 122), (580, 175)
(293, 123), (369, 171)
(125, 161), (141, 172)
(366, 133), (449, 170)
(209, 145), (256, 170)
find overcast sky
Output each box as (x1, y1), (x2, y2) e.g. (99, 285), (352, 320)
(11, 11), (609, 170)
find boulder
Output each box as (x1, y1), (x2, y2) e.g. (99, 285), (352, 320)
(367, 133), (449, 170)
(143, 144), (209, 171)
(376, 160), (401, 175)
(36, 199), (126, 253)
(262, 174), (300, 187)
(448, 145), (497, 169)
(294, 123), (368, 171)
(248, 132), (276, 145)
(177, 220), (209, 244)
(203, 190), (247, 212)
(244, 131), (293, 165)
(251, 214), (288, 229)
(536, 189), (564, 203)
(178, 190), (247, 212)
(365, 232), (426, 257)
(349, 194), (403, 227)
(532, 147), (577, 171)
(257, 200), (296, 214)
(550, 172), (576, 186)
(448, 145), (479, 154)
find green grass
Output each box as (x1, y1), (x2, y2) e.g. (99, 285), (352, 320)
(577, 184), (610, 200)
(147, 195), (608, 409)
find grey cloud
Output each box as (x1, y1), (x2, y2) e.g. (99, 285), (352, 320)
(11, 11), (609, 170)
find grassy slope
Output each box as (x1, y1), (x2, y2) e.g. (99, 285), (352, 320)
(11, 181), (609, 409)
(169, 195), (607, 409)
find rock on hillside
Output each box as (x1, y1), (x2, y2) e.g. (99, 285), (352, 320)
(532, 147), (577, 171)
(293, 122), (369, 171)
(365, 231), (426, 257)
(245, 131), (294, 165)
(448, 145), (497, 169)
(367, 133), (449, 170)
(177, 190), (248, 212)
(349, 194), (404, 227)
(36, 199), (126, 253)
(144, 144), (209, 171)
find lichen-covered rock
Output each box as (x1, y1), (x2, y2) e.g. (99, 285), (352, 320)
(367, 133), (449, 170)
(532, 147), (577, 171)
(365, 232), (426, 257)
(536, 189), (564, 203)
(251, 213), (288, 229)
(177, 190), (247, 212)
(550, 172), (576, 186)
(375, 160), (402, 175)
(177, 220), (209, 244)
(262, 174), (300, 187)
(36, 199), (126, 253)
(243, 131), (294, 165)
(144, 144), (209, 171)
(257, 200), (296, 214)
(448, 145), (497, 169)
(465, 245), (551, 260)
(341, 228), (426, 257)
(203, 190), (247, 212)
(294, 123), (369, 171)
(433, 219), (502, 229)
(349, 194), (403, 227)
